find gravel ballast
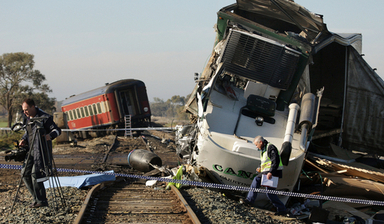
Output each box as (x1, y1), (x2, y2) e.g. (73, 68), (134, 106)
(0, 171), (304, 224)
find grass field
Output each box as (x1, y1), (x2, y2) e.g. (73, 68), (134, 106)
(0, 115), (7, 127)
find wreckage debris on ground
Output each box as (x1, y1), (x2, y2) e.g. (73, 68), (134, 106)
(1, 131), (384, 223)
(297, 143), (384, 223)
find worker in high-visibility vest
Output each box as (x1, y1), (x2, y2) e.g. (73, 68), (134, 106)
(240, 136), (292, 217)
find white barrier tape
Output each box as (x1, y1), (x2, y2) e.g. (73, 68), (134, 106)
(1, 163), (383, 206)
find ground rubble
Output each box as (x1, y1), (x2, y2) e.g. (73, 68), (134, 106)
(290, 144), (384, 223)
(0, 172), (88, 224)
(150, 142), (384, 224)
(160, 157), (384, 224)
(1, 132), (384, 223)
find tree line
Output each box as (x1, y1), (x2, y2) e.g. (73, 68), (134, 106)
(0, 52), (190, 128)
(150, 95), (190, 121)
(0, 52), (56, 127)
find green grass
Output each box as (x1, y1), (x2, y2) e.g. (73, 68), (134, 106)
(0, 131), (23, 151)
(0, 116), (23, 150)
(0, 115), (7, 127)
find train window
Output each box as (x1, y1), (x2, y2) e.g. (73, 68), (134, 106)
(92, 104), (97, 115)
(67, 111), (72, 121)
(100, 102), (106, 113)
(72, 110), (76, 120)
(64, 112), (69, 121)
(80, 107), (85, 118)
(76, 108), (81, 118)
(88, 105), (93, 116)
(97, 102), (102, 114)
(84, 106), (89, 117)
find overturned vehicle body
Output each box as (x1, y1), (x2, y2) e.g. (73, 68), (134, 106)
(176, 0), (384, 206)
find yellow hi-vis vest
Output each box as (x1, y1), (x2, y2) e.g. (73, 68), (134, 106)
(260, 143), (284, 173)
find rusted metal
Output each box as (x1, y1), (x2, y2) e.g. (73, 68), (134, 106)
(73, 183), (101, 224)
(170, 185), (201, 224)
(102, 135), (117, 163)
(140, 135), (152, 152)
(54, 132), (187, 223)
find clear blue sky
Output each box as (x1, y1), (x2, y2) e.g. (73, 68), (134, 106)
(1, 1), (383, 102)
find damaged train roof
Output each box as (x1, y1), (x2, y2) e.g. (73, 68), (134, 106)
(214, 0), (384, 155)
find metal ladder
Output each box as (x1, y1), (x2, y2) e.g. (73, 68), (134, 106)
(124, 115), (132, 138)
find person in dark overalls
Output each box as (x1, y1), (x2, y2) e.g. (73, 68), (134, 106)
(19, 99), (61, 208)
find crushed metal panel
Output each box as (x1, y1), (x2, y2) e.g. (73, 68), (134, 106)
(236, 0), (326, 34)
(322, 202), (371, 220)
(343, 47), (384, 154)
(308, 153), (384, 184)
(322, 176), (384, 201)
(313, 33), (362, 54)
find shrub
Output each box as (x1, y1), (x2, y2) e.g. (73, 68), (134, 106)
(0, 131), (24, 151)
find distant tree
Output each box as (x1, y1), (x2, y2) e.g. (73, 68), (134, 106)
(165, 99), (175, 117)
(153, 97), (164, 103)
(150, 95), (189, 120)
(170, 95), (185, 105)
(176, 105), (188, 120)
(0, 52), (54, 127)
(0, 107), (6, 116)
(150, 98), (167, 116)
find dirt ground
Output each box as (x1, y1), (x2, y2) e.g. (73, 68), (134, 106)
(0, 168), (21, 195)
(0, 127), (180, 212)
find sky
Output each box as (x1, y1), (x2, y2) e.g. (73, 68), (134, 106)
(1, 1), (383, 103)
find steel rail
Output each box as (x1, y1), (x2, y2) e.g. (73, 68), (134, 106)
(170, 185), (201, 224)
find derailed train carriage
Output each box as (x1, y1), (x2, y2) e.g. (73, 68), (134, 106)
(175, 0), (384, 207)
(60, 79), (151, 138)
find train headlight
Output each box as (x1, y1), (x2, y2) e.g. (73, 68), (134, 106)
(144, 107), (148, 112)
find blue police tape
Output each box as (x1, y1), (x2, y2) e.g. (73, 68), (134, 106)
(1, 163), (383, 206)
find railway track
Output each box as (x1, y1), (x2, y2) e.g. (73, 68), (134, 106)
(74, 177), (200, 224)
(66, 133), (200, 223)
(2, 131), (200, 223)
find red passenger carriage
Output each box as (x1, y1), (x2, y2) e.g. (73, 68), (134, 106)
(61, 79), (151, 134)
